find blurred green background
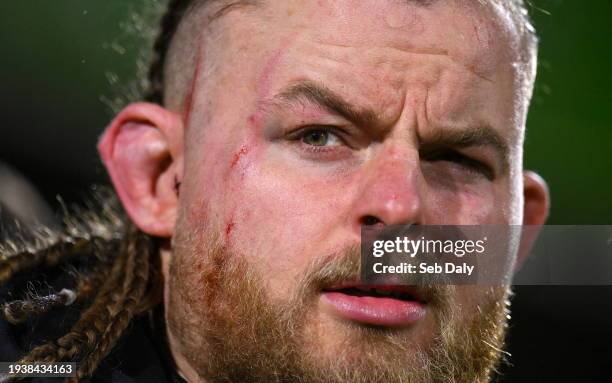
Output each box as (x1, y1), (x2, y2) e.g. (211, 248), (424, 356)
(0, 0), (610, 224)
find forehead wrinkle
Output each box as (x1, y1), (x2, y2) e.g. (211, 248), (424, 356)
(274, 81), (380, 127)
(302, 37), (494, 112)
(397, 1), (519, 82)
(367, 41), (495, 83)
(307, 27), (496, 86)
(314, 1), (508, 76)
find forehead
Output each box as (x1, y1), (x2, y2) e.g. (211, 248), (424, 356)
(273, 0), (517, 71)
(210, 0), (521, 75)
(195, 0), (524, 139)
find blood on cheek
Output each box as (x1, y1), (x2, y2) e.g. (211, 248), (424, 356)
(225, 219), (235, 238)
(222, 141), (258, 243)
(221, 36), (298, 244)
(230, 145), (250, 169)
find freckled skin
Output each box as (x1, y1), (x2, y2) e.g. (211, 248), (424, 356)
(172, 0), (527, 371)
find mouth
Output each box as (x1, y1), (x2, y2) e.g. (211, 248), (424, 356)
(320, 284), (427, 327)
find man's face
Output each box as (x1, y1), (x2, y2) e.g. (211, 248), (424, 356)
(167, 0), (528, 381)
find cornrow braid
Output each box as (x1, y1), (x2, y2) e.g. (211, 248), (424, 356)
(70, 227), (155, 382)
(3, 244), (122, 326)
(10, 222), (160, 379)
(0, 196), (123, 324)
(17, 229), (132, 364)
(0, 235), (104, 287)
(0, 196), (160, 382)
(2, 288), (76, 325)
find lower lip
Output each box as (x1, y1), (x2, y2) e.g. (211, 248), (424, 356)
(321, 291), (426, 327)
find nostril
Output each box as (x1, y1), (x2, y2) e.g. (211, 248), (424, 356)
(361, 215), (383, 226)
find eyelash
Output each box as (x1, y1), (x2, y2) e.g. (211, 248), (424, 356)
(283, 125), (358, 162)
(422, 149), (494, 180)
(286, 126), (494, 179)
(288, 126), (347, 147)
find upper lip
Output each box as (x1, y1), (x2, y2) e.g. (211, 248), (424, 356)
(322, 283), (428, 304)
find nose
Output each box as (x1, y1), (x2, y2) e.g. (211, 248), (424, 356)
(351, 148), (423, 232)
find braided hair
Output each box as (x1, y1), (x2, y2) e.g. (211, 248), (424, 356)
(0, 193), (159, 382)
(0, 1), (196, 381)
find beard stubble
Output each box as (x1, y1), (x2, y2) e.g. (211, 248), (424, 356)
(166, 230), (510, 383)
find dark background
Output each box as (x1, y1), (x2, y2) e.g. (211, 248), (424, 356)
(0, 0), (611, 381)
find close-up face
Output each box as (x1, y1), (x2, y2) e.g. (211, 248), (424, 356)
(100, 0), (548, 382)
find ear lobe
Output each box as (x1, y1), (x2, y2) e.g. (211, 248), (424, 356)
(516, 171), (550, 267)
(98, 102), (184, 237)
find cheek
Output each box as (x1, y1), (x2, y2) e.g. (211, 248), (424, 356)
(425, 182), (502, 224)
(455, 285), (507, 321)
(179, 129), (251, 239)
(222, 155), (357, 275)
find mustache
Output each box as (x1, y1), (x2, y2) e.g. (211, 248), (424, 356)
(296, 245), (452, 308)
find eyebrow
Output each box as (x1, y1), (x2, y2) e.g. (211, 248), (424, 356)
(268, 80), (510, 171)
(271, 80), (380, 129)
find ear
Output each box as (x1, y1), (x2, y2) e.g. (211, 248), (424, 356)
(98, 102), (184, 237)
(516, 170), (550, 266)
